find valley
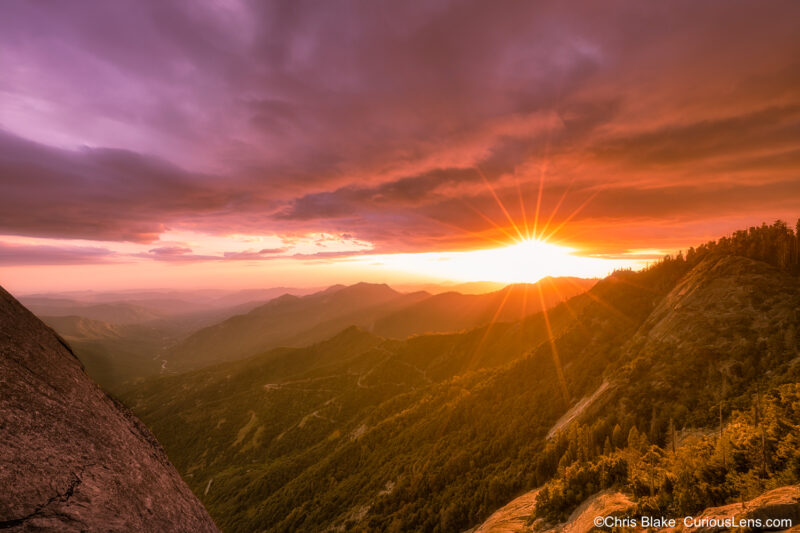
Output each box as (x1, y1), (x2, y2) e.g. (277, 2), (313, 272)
(29, 277), (592, 393)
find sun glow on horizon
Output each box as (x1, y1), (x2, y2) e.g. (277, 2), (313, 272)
(347, 238), (648, 284)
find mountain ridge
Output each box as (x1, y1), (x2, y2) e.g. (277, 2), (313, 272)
(163, 277), (594, 372)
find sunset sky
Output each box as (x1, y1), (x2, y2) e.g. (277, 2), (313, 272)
(1, 1), (799, 292)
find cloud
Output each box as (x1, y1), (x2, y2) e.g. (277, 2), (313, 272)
(138, 245), (223, 262)
(134, 245), (290, 262)
(0, 1), (798, 258)
(148, 246), (193, 256)
(590, 104), (800, 169)
(0, 241), (117, 265)
(0, 131), (236, 243)
(222, 248), (287, 260)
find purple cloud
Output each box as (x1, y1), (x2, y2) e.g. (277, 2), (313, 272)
(0, 1), (798, 256)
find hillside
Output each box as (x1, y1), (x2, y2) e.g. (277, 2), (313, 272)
(531, 253), (800, 525)
(163, 283), (430, 371)
(122, 221), (800, 532)
(372, 277), (595, 339)
(0, 286), (218, 532)
(20, 297), (166, 324)
(122, 260), (663, 531)
(164, 278), (594, 372)
(41, 314), (128, 340)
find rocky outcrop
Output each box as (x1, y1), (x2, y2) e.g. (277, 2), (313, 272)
(642, 255), (799, 354)
(0, 286), (218, 532)
(547, 381), (612, 439)
(550, 490), (634, 533)
(663, 485), (800, 532)
(470, 489), (541, 532)
(470, 489), (634, 533)
(473, 486), (800, 532)
(472, 486), (800, 532)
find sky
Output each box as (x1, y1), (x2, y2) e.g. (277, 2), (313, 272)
(1, 1), (798, 292)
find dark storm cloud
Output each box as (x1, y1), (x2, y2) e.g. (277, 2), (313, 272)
(1, 0), (799, 255)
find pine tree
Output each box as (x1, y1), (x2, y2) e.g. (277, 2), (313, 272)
(627, 426), (642, 451)
(668, 418), (677, 454)
(611, 424), (624, 449)
(719, 401), (726, 469)
(649, 407), (658, 445)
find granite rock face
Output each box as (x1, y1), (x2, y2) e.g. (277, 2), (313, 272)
(0, 286), (219, 532)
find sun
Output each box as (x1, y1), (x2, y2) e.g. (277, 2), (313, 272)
(497, 239), (578, 272)
(348, 238), (642, 284)
(432, 238), (622, 283)
(343, 162), (651, 284)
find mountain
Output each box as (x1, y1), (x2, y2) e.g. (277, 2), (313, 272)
(20, 297), (166, 324)
(207, 287), (319, 308)
(122, 221), (800, 532)
(442, 281), (512, 294)
(41, 314), (128, 340)
(32, 279), (594, 392)
(23, 294), (274, 331)
(163, 283), (432, 371)
(371, 277), (595, 339)
(0, 286), (218, 532)
(163, 278), (594, 372)
(18, 287), (318, 315)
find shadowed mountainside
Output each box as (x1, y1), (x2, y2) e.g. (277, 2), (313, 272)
(0, 286), (218, 532)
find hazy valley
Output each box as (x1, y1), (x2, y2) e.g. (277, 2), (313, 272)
(26, 277), (592, 394)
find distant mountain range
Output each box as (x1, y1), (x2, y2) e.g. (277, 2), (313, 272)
(162, 277), (595, 372)
(22, 298), (168, 324)
(371, 278), (594, 338)
(27, 278), (593, 391)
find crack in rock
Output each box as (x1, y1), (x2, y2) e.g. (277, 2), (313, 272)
(0, 472), (82, 529)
